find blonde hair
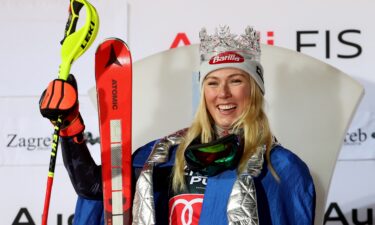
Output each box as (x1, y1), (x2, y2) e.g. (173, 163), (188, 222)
(172, 74), (274, 192)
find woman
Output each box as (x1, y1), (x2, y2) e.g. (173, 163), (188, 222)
(39, 25), (315, 225)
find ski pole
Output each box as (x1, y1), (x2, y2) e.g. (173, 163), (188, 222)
(42, 1), (99, 225)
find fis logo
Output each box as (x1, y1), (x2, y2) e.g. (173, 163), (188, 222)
(297, 29), (362, 59)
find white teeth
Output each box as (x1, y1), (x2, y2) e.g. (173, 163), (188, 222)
(218, 104), (236, 110)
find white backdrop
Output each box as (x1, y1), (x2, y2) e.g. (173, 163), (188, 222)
(0, 0), (374, 224)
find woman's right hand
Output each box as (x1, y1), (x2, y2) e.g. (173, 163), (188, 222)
(39, 74), (85, 138)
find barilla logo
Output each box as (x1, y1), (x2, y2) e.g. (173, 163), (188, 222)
(209, 52), (244, 64)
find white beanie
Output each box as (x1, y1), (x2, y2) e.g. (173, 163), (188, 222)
(199, 26), (265, 94)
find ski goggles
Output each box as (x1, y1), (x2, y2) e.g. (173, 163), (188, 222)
(184, 134), (243, 176)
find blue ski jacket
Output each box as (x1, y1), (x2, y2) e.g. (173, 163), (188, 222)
(61, 137), (315, 225)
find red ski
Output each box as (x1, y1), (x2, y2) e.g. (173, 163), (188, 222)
(95, 38), (132, 225)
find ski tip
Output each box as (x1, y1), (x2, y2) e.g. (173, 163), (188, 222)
(95, 37), (130, 54)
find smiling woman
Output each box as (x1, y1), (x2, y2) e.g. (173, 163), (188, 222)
(203, 69), (251, 129)
(39, 25), (316, 225)
(168, 26), (316, 225)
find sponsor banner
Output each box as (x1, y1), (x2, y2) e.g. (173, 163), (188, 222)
(0, 165), (76, 225)
(0, 0), (128, 97)
(339, 78), (375, 160)
(325, 160), (375, 224)
(0, 96), (100, 166)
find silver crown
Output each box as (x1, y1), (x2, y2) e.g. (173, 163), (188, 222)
(199, 25), (261, 61)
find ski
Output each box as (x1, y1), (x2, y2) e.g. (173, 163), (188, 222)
(95, 38), (132, 225)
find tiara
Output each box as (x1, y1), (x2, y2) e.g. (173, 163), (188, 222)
(199, 25), (261, 61)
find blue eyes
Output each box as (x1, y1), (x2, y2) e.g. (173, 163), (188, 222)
(207, 81), (218, 86)
(206, 79), (243, 86)
(231, 79), (242, 84)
